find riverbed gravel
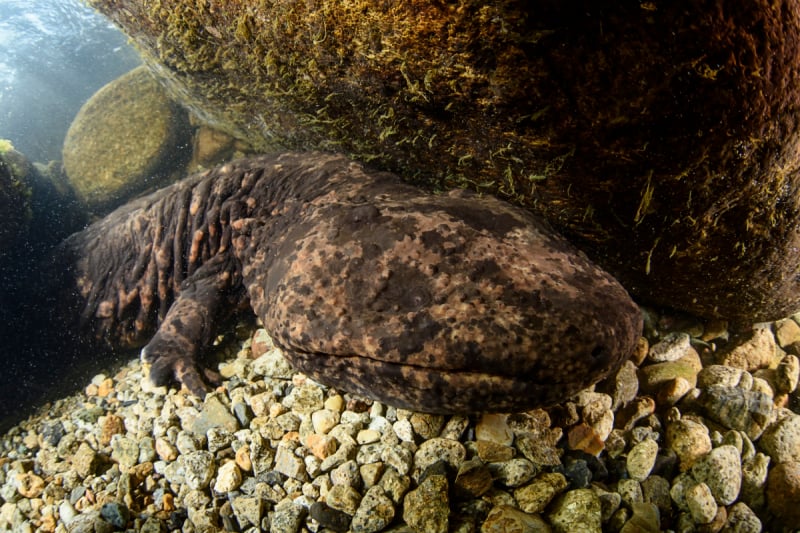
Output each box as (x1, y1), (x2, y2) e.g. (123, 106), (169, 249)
(1, 307), (798, 532)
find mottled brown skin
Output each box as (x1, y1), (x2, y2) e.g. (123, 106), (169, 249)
(56, 152), (642, 413)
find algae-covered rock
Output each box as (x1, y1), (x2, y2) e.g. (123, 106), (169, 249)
(86, 0), (800, 323)
(0, 140), (32, 250)
(62, 65), (191, 211)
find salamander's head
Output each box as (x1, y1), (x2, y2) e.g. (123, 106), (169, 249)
(244, 163), (642, 413)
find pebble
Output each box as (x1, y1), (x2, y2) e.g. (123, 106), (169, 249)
(740, 452), (770, 510)
(547, 488), (602, 533)
(213, 461), (242, 492)
(351, 486), (395, 533)
(1, 321), (798, 532)
(271, 499), (306, 533)
(481, 504), (552, 533)
(759, 412), (800, 463)
(513, 473), (568, 514)
(724, 502), (762, 533)
(182, 451), (216, 490)
(648, 332), (694, 362)
(413, 438), (466, 476)
(685, 482), (717, 524)
(766, 461), (800, 525)
(639, 349), (703, 394)
(489, 458), (539, 488)
(691, 445), (742, 505)
(774, 318), (800, 348)
(666, 417), (712, 471)
(775, 354), (800, 393)
(626, 438), (658, 481)
(476, 413), (514, 445)
(698, 385), (773, 439)
(100, 501), (130, 529)
(326, 484), (362, 515)
(620, 502), (660, 533)
(403, 474), (449, 533)
(455, 458), (493, 498)
(719, 327), (776, 371)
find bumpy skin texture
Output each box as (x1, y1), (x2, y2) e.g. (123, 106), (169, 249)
(55, 152), (642, 413)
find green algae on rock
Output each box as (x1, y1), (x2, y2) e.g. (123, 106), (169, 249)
(62, 66), (192, 212)
(85, 0), (800, 324)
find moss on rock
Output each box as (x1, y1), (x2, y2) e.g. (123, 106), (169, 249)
(62, 66), (192, 212)
(85, 0), (800, 323)
(0, 141), (32, 250)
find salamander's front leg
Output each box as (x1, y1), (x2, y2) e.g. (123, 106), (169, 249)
(141, 255), (240, 396)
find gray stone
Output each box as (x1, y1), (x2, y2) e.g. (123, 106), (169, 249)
(740, 452), (770, 510)
(274, 444), (307, 481)
(356, 442), (383, 465)
(513, 473), (568, 514)
(775, 354), (799, 394)
(252, 347), (295, 379)
(489, 458), (539, 488)
(182, 450), (216, 490)
(381, 445), (413, 476)
(326, 484), (362, 516)
(403, 474), (449, 533)
(666, 418), (712, 471)
(698, 386), (773, 440)
(626, 438), (658, 481)
(413, 438), (466, 478)
(759, 413), (800, 463)
(685, 482), (718, 525)
(352, 486), (395, 533)
(620, 502), (660, 533)
(649, 332), (693, 362)
(722, 502), (762, 533)
(191, 395), (239, 436)
(547, 489), (602, 533)
(232, 497), (264, 529)
(99, 502), (130, 529)
(110, 436), (139, 470)
(206, 427), (234, 453)
(691, 445), (742, 505)
(284, 384), (324, 414)
(70, 443), (101, 479)
(270, 499), (306, 533)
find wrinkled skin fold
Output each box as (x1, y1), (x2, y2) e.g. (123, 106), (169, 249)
(50, 152), (642, 413)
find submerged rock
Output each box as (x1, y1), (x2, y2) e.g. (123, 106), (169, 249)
(62, 66), (191, 212)
(87, 0), (800, 323)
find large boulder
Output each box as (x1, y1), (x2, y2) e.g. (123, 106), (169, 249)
(62, 66), (192, 212)
(85, 0), (800, 323)
(0, 140), (32, 251)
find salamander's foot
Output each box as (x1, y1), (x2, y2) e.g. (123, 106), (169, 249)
(141, 336), (217, 396)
